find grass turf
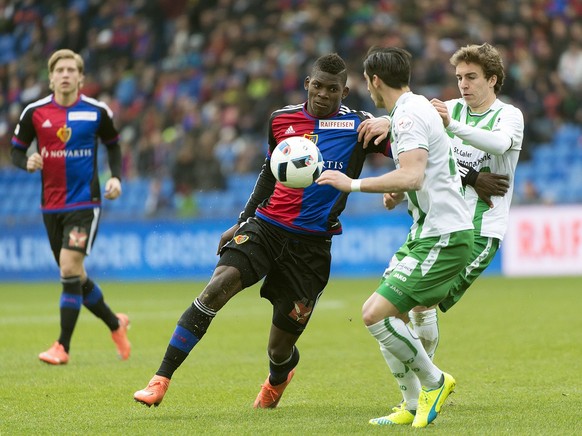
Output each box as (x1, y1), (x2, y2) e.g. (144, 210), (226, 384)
(1, 276), (581, 435)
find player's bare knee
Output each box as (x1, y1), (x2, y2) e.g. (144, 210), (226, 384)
(199, 266), (242, 308)
(362, 308), (377, 326)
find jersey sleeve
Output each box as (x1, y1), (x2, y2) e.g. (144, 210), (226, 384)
(11, 107), (36, 150)
(446, 105), (524, 155)
(392, 108), (430, 155)
(237, 158), (276, 224)
(97, 105), (120, 145)
(97, 105), (122, 180)
(359, 112), (392, 157)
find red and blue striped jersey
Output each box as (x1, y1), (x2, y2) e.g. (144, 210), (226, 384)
(252, 102), (390, 237)
(11, 94), (119, 212)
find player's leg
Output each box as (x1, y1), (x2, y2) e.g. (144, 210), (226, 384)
(134, 221), (268, 406)
(409, 236), (499, 362)
(54, 248), (85, 355)
(364, 289), (451, 428)
(81, 276), (131, 360)
(409, 305), (439, 359)
(370, 246), (423, 417)
(254, 231), (330, 408)
(133, 262), (247, 407)
(38, 213), (80, 364)
(74, 208), (131, 359)
(253, 325), (300, 409)
(439, 236), (499, 313)
(365, 231), (472, 427)
(368, 344), (421, 425)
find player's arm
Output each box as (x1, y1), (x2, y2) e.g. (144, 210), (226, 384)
(448, 111), (523, 156)
(447, 120), (511, 155)
(458, 162), (509, 208)
(11, 108), (38, 171)
(98, 105), (123, 199)
(103, 141), (122, 200)
(357, 115), (391, 149)
(11, 147), (29, 170)
(432, 98), (520, 155)
(317, 148), (426, 193)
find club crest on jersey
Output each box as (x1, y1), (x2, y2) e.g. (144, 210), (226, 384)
(68, 226), (88, 248)
(233, 235), (249, 244)
(57, 125), (72, 143)
(289, 299), (313, 324)
(304, 134), (318, 145)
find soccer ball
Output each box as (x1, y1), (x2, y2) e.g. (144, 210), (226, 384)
(270, 136), (324, 188)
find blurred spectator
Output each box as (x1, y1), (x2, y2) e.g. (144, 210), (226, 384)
(145, 177), (174, 218)
(517, 179), (543, 205)
(172, 140), (197, 197)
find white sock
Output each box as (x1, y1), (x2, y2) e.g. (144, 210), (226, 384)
(368, 317), (443, 389)
(379, 344), (420, 410)
(409, 308), (439, 360)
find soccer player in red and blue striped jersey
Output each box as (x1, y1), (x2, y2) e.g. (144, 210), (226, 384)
(11, 49), (130, 365)
(134, 53), (391, 408)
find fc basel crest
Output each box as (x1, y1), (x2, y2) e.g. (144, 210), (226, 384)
(304, 134), (318, 145)
(57, 125), (72, 143)
(233, 235), (249, 244)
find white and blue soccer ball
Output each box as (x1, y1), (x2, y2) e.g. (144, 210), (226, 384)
(270, 136), (324, 188)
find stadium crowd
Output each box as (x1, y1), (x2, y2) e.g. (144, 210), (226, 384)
(0, 0), (581, 213)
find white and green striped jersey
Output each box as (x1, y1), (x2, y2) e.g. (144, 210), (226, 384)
(445, 98), (524, 240)
(390, 92), (473, 239)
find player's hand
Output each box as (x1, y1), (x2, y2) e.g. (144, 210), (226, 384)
(430, 98), (451, 128)
(357, 117), (390, 148)
(104, 177), (122, 200)
(383, 192), (404, 210)
(474, 172), (510, 208)
(315, 170), (352, 192)
(218, 223), (240, 254)
(26, 152), (43, 172)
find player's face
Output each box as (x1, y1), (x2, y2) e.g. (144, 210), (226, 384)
(50, 58), (83, 97)
(305, 71), (348, 117)
(364, 71), (384, 109)
(455, 62), (496, 113)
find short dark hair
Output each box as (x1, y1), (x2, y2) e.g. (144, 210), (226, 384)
(363, 47), (411, 89)
(312, 53), (348, 86)
(450, 43), (505, 94)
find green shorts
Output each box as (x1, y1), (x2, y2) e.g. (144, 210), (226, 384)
(376, 230), (474, 313)
(438, 236), (500, 312)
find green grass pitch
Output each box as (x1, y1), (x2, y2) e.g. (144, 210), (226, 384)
(1, 276), (581, 435)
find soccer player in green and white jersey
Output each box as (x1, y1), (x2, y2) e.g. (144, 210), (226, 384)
(317, 47), (474, 428)
(408, 43), (524, 368)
